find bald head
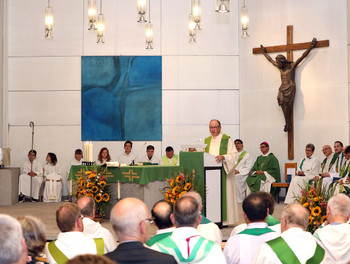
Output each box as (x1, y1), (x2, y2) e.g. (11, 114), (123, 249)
(56, 203), (82, 233)
(77, 196), (95, 219)
(282, 204), (309, 231)
(173, 196), (200, 228)
(322, 145), (332, 157)
(110, 198), (150, 243)
(151, 200), (173, 229)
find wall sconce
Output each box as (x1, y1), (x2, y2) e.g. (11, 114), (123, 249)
(240, 0), (249, 37)
(215, 0), (230, 13)
(191, 0), (201, 30)
(88, 0), (97, 30)
(97, 0), (105, 43)
(188, 14), (196, 43)
(145, 0), (153, 49)
(45, 0), (53, 39)
(137, 0), (147, 23)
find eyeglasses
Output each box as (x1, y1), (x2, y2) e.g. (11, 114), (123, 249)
(143, 218), (154, 224)
(209, 126), (220, 129)
(322, 148), (330, 151)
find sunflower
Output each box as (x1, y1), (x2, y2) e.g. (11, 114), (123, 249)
(313, 197), (320, 202)
(170, 180), (176, 187)
(176, 175), (184, 183)
(308, 216), (313, 225)
(320, 215), (327, 224)
(92, 186), (99, 193)
(311, 206), (321, 217)
(80, 180), (85, 187)
(85, 171), (92, 175)
(184, 183), (192, 191)
(95, 194), (102, 203)
(88, 174), (96, 179)
(179, 191), (187, 198)
(99, 181), (106, 187)
(102, 193), (110, 202)
(302, 202), (309, 208)
(86, 182), (93, 188)
(308, 190), (314, 197)
(86, 193), (94, 198)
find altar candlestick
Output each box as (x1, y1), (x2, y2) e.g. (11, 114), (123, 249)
(117, 180), (120, 199)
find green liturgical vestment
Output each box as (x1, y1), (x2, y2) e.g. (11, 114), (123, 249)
(247, 153), (280, 196)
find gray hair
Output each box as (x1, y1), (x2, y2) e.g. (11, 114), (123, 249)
(173, 196), (200, 227)
(0, 214), (24, 264)
(183, 191), (202, 207)
(328, 193), (350, 218)
(78, 196), (95, 217)
(110, 198), (148, 237)
(282, 204), (309, 230)
(305, 143), (315, 152)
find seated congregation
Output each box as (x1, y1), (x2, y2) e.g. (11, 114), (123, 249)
(1, 191), (349, 264)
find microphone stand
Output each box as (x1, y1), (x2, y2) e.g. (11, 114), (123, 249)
(129, 142), (147, 166)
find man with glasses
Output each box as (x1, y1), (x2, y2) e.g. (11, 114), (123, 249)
(247, 142), (280, 197)
(46, 203), (104, 263)
(204, 119), (239, 225)
(313, 145), (337, 183)
(285, 143), (321, 204)
(105, 197), (176, 264)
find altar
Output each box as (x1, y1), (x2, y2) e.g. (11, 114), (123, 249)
(69, 165), (180, 211)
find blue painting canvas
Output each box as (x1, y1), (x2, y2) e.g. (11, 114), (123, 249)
(81, 56), (162, 141)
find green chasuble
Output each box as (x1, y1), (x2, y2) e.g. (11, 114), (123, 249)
(146, 232), (173, 247)
(247, 153), (281, 197)
(205, 134), (230, 221)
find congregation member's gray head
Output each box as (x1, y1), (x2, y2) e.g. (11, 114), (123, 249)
(281, 204), (309, 232)
(0, 214), (27, 264)
(172, 196), (201, 228)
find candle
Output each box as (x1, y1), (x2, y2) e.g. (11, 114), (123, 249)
(117, 180), (120, 199)
(69, 180), (72, 195)
(83, 141), (93, 162)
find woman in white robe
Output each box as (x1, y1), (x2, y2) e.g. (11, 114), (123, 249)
(96, 147), (111, 165)
(43, 152), (62, 202)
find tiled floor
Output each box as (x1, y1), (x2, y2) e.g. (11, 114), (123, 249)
(0, 199), (286, 241)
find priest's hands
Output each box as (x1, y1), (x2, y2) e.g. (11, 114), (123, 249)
(28, 171), (37, 177)
(235, 170), (239, 174)
(298, 171), (305, 176)
(215, 155), (225, 162)
(255, 171), (264, 175)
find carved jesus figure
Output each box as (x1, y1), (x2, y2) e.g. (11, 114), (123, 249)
(260, 37), (317, 132)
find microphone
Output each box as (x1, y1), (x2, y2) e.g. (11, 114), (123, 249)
(130, 142), (147, 165)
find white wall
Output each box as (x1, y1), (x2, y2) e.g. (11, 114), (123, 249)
(7, 0), (239, 195)
(240, 0), (349, 182)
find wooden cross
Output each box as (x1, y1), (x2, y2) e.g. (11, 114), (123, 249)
(253, 25), (329, 160)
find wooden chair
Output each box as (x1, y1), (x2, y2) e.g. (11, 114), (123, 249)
(272, 163), (297, 203)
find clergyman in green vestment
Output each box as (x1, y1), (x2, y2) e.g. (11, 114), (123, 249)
(204, 119), (239, 225)
(247, 142), (280, 197)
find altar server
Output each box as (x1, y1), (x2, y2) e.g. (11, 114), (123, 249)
(162, 146), (178, 165)
(18, 150), (43, 202)
(96, 147), (111, 165)
(138, 145), (161, 164)
(118, 141), (134, 164)
(43, 152), (62, 202)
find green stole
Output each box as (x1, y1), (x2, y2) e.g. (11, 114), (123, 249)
(335, 153), (345, 173)
(146, 232), (173, 247)
(238, 227), (275, 236)
(321, 154), (338, 172)
(48, 238), (104, 264)
(162, 154), (179, 165)
(339, 160), (350, 178)
(205, 134), (230, 221)
(266, 214), (280, 226)
(235, 150), (247, 168)
(267, 236), (325, 264)
(155, 236), (215, 263)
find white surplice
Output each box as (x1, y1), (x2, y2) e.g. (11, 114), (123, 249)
(43, 163), (62, 202)
(234, 150), (253, 203)
(18, 159), (43, 199)
(137, 154), (161, 164)
(207, 132), (239, 225)
(320, 153), (337, 188)
(118, 152), (134, 164)
(285, 154), (320, 204)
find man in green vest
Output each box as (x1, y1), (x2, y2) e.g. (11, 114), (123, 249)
(247, 142), (280, 197)
(254, 204), (326, 263)
(46, 203), (105, 264)
(204, 119), (239, 225)
(162, 146), (179, 165)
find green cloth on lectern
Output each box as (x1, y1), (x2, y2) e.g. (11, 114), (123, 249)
(205, 134), (230, 221)
(247, 153), (280, 197)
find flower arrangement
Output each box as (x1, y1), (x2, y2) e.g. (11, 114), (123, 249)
(162, 170), (196, 205)
(75, 167), (111, 216)
(295, 179), (330, 233)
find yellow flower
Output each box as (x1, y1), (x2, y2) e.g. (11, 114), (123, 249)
(176, 175), (183, 183)
(320, 215), (327, 224)
(170, 180), (176, 187)
(92, 186), (99, 193)
(308, 216), (313, 225)
(86, 193), (94, 198)
(99, 181), (106, 187)
(88, 174), (95, 179)
(179, 191), (187, 198)
(303, 202), (309, 208)
(184, 183), (192, 191)
(80, 180), (85, 187)
(308, 190), (314, 197)
(95, 194), (102, 203)
(313, 197), (319, 202)
(102, 193), (110, 202)
(311, 206), (321, 217)
(86, 182), (93, 188)
(85, 171), (92, 175)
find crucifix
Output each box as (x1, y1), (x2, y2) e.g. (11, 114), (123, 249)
(253, 25), (329, 160)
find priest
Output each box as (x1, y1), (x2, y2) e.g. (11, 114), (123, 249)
(204, 119), (239, 225)
(247, 142), (280, 197)
(284, 143), (320, 204)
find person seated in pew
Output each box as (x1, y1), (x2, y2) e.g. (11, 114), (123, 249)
(19, 150), (43, 202)
(284, 143), (321, 204)
(118, 141), (134, 164)
(43, 152), (62, 203)
(313, 145), (337, 188)
(162, 146), (178, 165)
(96, 147), (111, 165)
(138, 145), (161, 164)
(247, 142), (280, 197)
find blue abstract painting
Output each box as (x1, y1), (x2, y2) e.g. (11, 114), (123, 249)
(81, 56), (162, 141)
